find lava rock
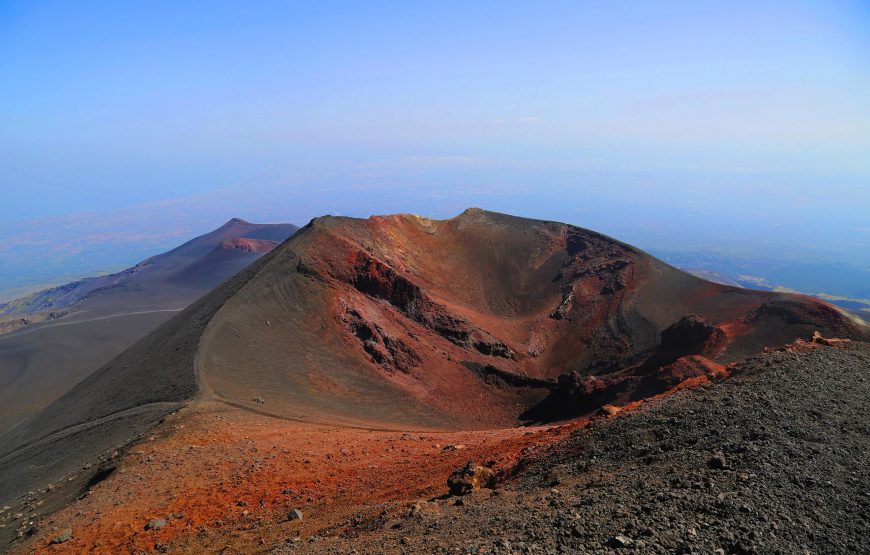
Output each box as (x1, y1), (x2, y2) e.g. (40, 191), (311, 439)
(707, 452), (727, 470)
(50, 529), (72, 544)
(145, 518), (167, 531)
(661, 315), (719, 350)
(606, 534), (634, 548)
(447, 461), (495, 495)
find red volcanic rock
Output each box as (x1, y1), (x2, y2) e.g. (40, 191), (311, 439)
(339, 304), (422, 374)
(341, 249), (515, 359)
(655, 355), (727, 390)
(6, 209), (866, 519)
(811, 330), (850, 346)
(555, 373), (614, 408)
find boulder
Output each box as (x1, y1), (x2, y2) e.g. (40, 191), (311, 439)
(707, 452), (728, 470)
(145, 518), (167, 531)
(447, 461), (495, 495)
(50, 529), (72, 544)
(606, 534), (634, 548)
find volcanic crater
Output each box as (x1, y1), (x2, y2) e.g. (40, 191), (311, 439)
(1, 208), (867, 553)
(197, 208), (865, 428)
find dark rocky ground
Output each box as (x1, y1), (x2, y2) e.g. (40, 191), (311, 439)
(292, 342), (870, 554)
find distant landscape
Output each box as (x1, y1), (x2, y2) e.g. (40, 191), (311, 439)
(4, 172), (869, 317)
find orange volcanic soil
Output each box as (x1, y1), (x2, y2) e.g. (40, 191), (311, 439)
(19, 403), (573, 554)
(1, 347), (789, 554)
(0, 344), (825, 554)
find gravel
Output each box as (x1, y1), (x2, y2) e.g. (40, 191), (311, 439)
(298, 342), (870, 554)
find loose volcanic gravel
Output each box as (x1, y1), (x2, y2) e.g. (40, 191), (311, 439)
(290, 342), (870, 554)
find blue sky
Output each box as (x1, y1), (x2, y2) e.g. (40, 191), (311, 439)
(2, 0), (869, 220)
(1, 1), (869, 301)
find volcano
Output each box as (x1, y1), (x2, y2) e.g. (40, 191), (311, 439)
(0, 209), (866, 542)
(0, 218), (298, 433)
(196, 208), (866, 427)
(0, 218), (298, 320)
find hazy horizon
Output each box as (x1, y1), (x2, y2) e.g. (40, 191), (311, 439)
(2, 0), (869, 303)
(3, 170), (869, 304)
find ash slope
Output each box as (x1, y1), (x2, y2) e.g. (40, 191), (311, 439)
(0, 209), (865, 508)
(334, 342), (870, 555)
(0, 219), (298, 434)
(0, 218), (298, 321)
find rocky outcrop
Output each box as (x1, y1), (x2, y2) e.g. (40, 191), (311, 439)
(341, 306), (421, 373)
(660, 315), (724, 354)
(343, 250), (515, 359)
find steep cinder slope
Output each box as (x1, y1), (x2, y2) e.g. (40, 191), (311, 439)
(167, 238), (281, 289)
(0, 311), (175, 435)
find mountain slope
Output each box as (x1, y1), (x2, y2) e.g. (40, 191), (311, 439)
(0, 209), (865, 511)
(0, 219), (298, 433)
(0, 218), (297, 320)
